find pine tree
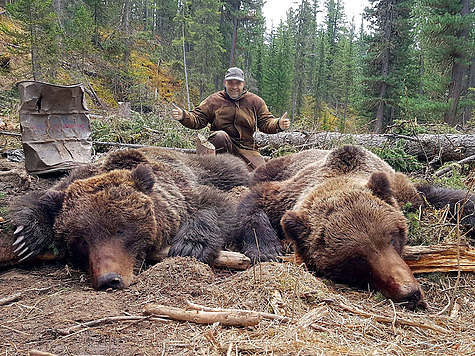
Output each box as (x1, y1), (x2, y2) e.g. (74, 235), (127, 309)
(418, 0), (474, 126)
(261, 20), (294, 115)
(188, 0), (225, 99)
(6, 0), (61, 80)
(291, 0), (317, 119)
(360, 0), (415, 133)
(63, 3), (94, 69)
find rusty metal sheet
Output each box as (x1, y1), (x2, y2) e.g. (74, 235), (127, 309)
(17, 81), (93, 174)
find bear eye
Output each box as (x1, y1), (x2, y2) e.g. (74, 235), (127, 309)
(117, 230), (124, 237)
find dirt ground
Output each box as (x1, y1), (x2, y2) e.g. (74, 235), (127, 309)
(1, 156), (474, 356)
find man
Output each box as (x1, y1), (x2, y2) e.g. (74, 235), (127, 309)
(171, 67), (291, 170)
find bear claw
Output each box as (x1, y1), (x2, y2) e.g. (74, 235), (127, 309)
(17, 246), (29, 257)
(13, 235), (25, 247)
(18, 251), (34, 262)
(13, 242), (25, 253)
(14, 225), (24, 235)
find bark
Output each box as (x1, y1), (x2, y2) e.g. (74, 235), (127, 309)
(444, 0), (471, 126)
(143, 304), (260, 327)
(229, 1), (240, 67)
(462, 55), (475, 123)
(374, 0), (394, 133)
(255, 131), (475, 163)
(403, 244), (475, 274)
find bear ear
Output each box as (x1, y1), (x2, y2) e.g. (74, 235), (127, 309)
(366, 171), (395, 206)
(130, 164), (155, 192)
(38, 190), (65, 221)
(281, 210), (310, 242)
(103, 149), (150, 171)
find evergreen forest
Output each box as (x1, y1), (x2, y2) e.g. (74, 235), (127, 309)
(0, 0), (474, 134)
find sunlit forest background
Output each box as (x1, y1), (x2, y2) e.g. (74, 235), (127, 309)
(0, 0), (474, 134)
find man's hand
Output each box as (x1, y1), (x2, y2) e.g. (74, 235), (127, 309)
(171, 103), (184, 121)
(278, 112), (290, 130)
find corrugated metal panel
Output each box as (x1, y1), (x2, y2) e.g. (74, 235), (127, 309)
(17, 81), (93, 174)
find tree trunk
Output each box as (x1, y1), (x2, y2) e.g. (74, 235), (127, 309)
(254, 131), (475, 163)
(462, 55), (475, 124)
(123, 0), (131, 66)
(443, 0), (470, 126)
(374, 0), (394, 134)
(229, 4), (239, 67)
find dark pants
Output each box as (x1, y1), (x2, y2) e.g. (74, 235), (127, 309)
(208, 131), (265, 170)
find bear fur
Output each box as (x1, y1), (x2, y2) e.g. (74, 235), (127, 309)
(233, 145), (474, 309)
(9, 148), (250, 290)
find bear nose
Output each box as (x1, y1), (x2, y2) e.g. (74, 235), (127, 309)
(97, 272), (125, 290)
(402, 286), (427, 310)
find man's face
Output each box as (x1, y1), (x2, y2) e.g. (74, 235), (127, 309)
(224, 79), (245, 99)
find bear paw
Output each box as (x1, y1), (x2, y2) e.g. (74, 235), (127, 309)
(242, 237), (283, 263)
(9, 190), (64, 262)
(168, 240), (218, 265)
(10, 218), (54, 262)
(234, 209), (283, 263)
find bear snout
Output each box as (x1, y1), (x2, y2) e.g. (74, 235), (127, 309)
(87, 241), (135, 290)
(368, 248), (426, 310)
(96, 272), (125, 290)
(394, 283), (427, 310)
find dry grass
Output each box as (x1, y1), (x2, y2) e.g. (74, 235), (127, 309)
(0, 258), (474, 355)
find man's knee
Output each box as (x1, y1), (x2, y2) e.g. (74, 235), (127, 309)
(208, 131), (232, 153)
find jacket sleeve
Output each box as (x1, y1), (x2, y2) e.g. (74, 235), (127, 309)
(255, 101), (282, 134)
(179, 98), (212, 130)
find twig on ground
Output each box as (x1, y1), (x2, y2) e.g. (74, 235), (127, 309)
(185, 300), (291, 323)
(434, 154), (475, 177)
(144, 303), (261, 327)
(56, 315), (169, 335)
(0, 293), (22, 306)
(28, 350), (57, 356)
(317, 298), (449, 334)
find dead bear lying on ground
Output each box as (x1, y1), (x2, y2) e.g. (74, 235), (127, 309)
(8, 147), (250, 290)
(233, 145), (475, 309)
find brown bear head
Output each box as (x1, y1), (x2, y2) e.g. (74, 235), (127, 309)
(281, 172), (426, 309)
(44, 165), (160, 290)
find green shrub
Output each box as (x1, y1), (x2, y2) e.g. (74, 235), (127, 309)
(371, 143), (423, 173)
(91, 112), (197, 151)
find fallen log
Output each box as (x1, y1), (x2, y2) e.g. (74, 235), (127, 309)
(403, 244), (475, 273)
(434, 154), (475, 177)
(255, 131), (475, 163)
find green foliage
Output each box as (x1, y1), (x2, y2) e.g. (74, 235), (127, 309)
(6, 0), (61, 81)
(0, 192), (9, 223)
(64, 3), (94, 60)
(91, 113), (196, 151)
(265, 144), (298, 158)
(432, 165), (471, 190)
(371, 143), (423, 172)
(1, 0), (473, 132)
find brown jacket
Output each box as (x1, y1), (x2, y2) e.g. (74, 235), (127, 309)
(179, 90), (282, 150)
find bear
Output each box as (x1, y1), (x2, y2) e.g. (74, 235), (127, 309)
(232, 145), (475, 309)
(8, 147), (250, 290)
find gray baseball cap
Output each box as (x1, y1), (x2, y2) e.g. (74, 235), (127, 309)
(224, 67), (245, 82)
